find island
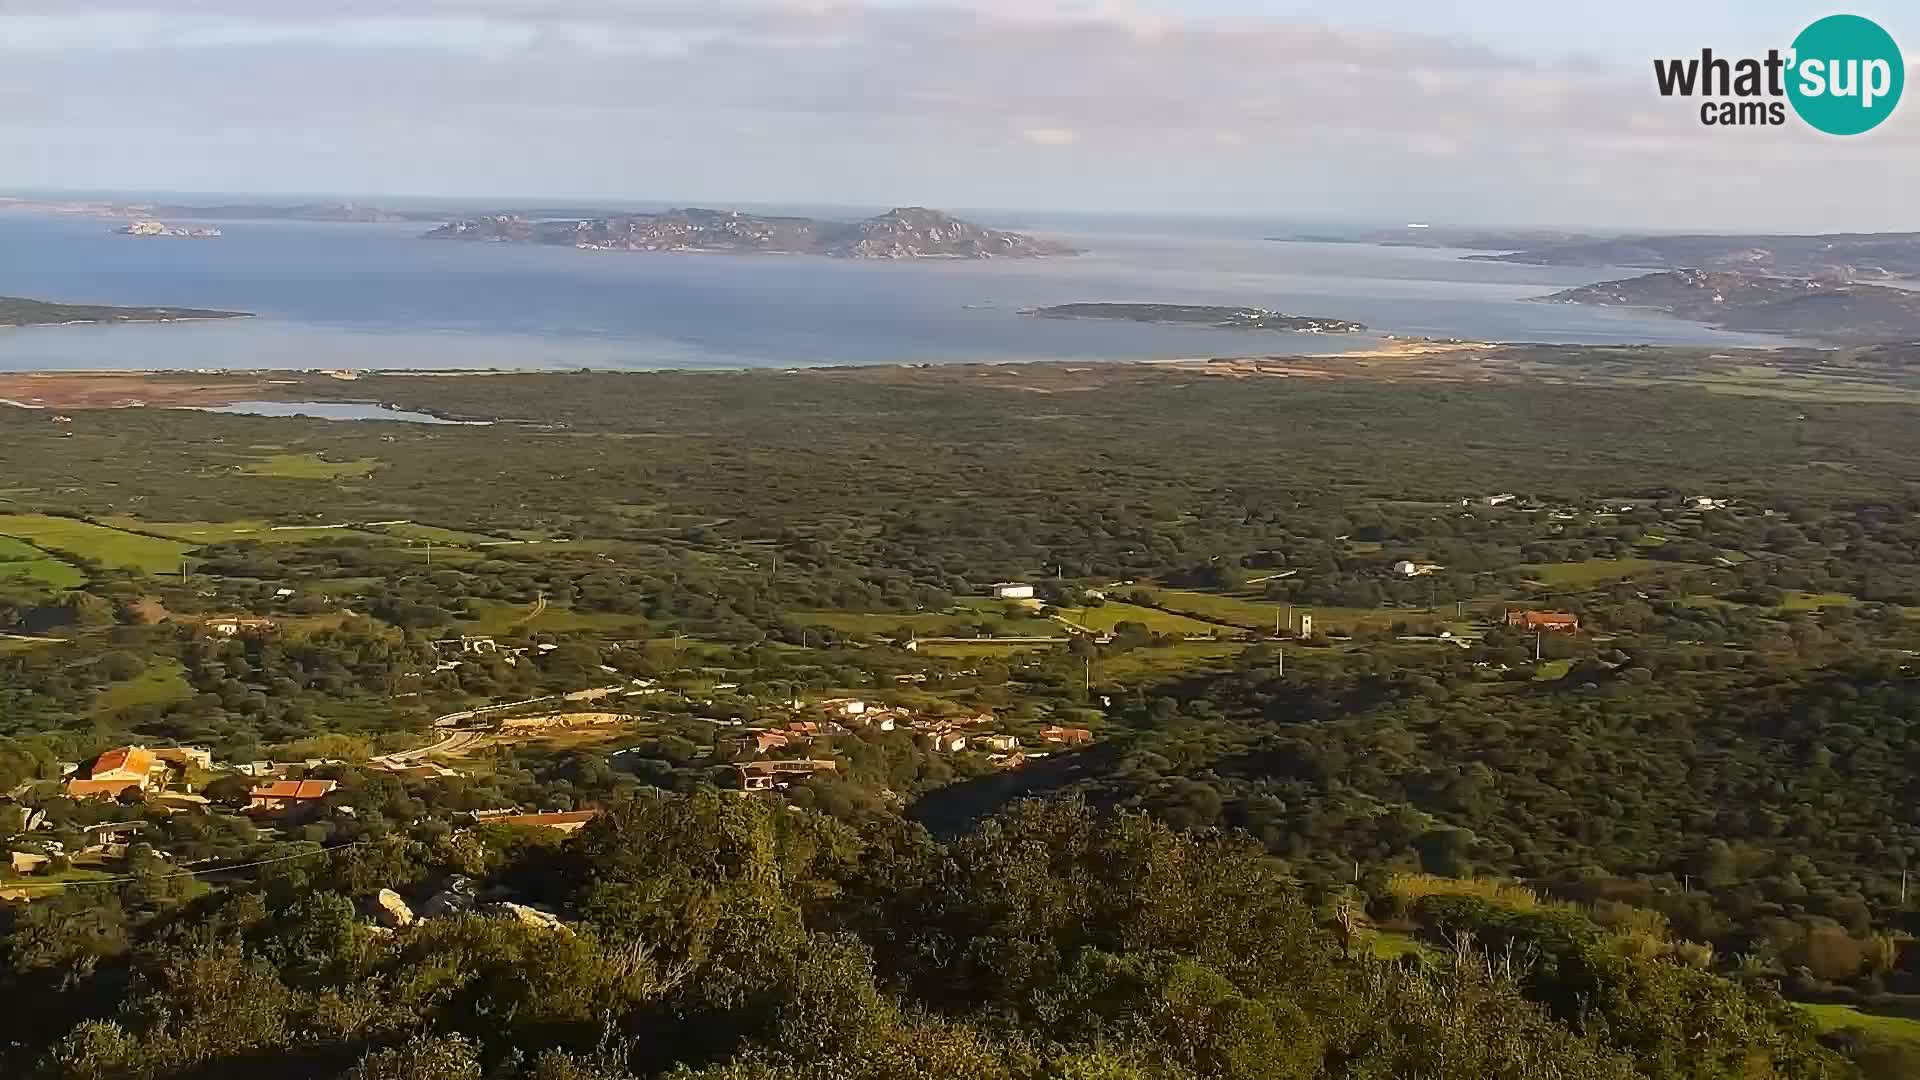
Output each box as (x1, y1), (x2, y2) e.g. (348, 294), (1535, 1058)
(425, 206), (1081, 259)
(1475, 231), (1920, 279)
(1268, 225), (1598, 251)
(0, 297), (251, 328)
(1025, 302), (1366, 333)
(1535, 269), (1920, 346)
(117, 220), (222, 238)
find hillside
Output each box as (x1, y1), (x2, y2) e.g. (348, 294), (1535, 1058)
(425, 205), (1081, 259)
(1477, 232), (1920, 278)
(1536, 269), (1920, 345)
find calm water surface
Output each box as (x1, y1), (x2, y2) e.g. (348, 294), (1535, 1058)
(0, 211), (1796, 371)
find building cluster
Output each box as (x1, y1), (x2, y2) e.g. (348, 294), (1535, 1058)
(61, 745), (211, 800)
(722, 696), (1099, 789)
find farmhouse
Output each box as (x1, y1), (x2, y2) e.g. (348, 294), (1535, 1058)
(1039, 725), (1094, 746)
(203, 615), (277, 637)
(65, 746), (161, 799)
(247, 779), (339, 814)
(991, 582), (1035, 600)
(1506, 610), (1580, 632)
(923, 730), (967, 753)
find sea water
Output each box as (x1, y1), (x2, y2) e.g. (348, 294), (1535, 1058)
(0, 209), (1799, 372)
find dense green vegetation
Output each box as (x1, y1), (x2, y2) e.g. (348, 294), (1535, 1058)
(7, 362), (1920, 1076)
(0, 797), (1857, 1079)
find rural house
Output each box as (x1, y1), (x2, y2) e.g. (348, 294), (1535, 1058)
(1506, 610), (1580, 633)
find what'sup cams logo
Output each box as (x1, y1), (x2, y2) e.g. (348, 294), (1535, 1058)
(1654, 14), (1903, 133)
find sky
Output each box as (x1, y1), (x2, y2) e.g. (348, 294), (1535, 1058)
(1, 0), (1916, 231)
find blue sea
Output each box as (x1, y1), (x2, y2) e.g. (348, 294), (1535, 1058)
(0, 209), (1797, 371)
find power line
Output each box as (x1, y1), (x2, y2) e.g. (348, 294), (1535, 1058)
(5, 840), (368, 891)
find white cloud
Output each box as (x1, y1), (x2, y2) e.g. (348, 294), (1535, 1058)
(0, 0), (1912, 228)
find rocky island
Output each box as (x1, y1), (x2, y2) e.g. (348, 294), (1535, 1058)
(425, 206), (1080, 259)
(1536, 269), (1920, 346)
(0, 297), (251, 328)
(1026, 303), (1366, 333)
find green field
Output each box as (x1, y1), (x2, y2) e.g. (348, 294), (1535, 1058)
(1534, 658), (1575, 681)
(0, 536), (86, 589)
(1146, 588), (1464, 635)
(241, 453), (381, 480)
(0, 514), (190, 574)
(793, 603), (1061, 638)
(93, 661), (194, 716)
(370, 522), (514, 546)
(1798, 1003), (1920, 1047)
(1065, 601), (1219, 636)
(96, 515), (389, 546)
(1778, 591), (1858, 611)
(1096, 641), (1244, 681)
(919, 641), (1053, 660)
(1522, 558), (1675, 585)
(1368, 930), (1438, 963)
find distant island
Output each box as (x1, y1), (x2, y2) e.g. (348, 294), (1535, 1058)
(1535, 269), (1920, 346)
(1478, 232), (1920, 279)
(1269, 226), (1598, 251)
(0, 196), (444, 223)
(117, 220), (221, 238)
(1027, 303), (1366, 333)
(1268, 225), (1920, 281)
(425, 206), (1081, 259)
(0, 297), (251, 328)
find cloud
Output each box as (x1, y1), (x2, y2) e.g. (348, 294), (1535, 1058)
(0, 0), (1912, 228)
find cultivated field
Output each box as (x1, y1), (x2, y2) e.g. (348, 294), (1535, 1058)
(0, 514), (190, 574)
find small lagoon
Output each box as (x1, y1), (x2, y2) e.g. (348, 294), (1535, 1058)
(182, 400), (489, 425)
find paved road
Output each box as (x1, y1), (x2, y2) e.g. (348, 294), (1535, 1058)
(385, 727), (488, 763)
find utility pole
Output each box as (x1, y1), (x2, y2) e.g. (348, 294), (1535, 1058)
(1535, 632), (1543, 662)
(1277, 647), (1284, 677)
(1902, 869), (1909, 906)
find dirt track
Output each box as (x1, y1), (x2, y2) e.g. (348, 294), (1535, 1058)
(0, 372), (284, 409)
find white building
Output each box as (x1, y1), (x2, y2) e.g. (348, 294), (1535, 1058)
(991, 582), (1035, 600)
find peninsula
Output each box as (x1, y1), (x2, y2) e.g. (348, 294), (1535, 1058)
(1026, 302), (1366, 333)
(1478, 231), (1920, 279)
(1535, 269), (1920, 346)
(0, 297), (251, 328)
(425, 206), (1081, 259)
